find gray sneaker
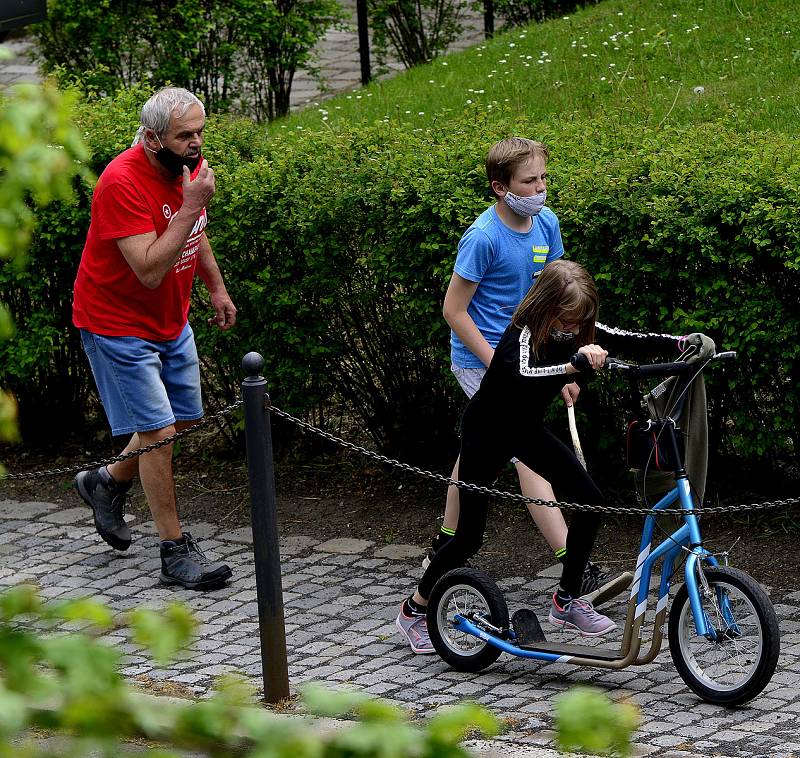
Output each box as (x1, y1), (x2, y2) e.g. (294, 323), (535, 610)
(548, 594), (617, 637)
(395, 605), (435, 654)
(160, 532), (232, 590)
(74, 467), (132, 551)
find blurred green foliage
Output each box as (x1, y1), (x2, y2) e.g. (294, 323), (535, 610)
(0, 584), (502, 757)
(0, 49), (90, 452)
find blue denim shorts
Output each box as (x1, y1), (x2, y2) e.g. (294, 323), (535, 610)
(80, 323), (203, 436)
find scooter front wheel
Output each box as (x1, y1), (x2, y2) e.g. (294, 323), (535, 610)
(668, 566), (779, 706)
(427, 567), (509, 672)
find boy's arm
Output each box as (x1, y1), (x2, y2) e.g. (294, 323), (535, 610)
(443, 272), (495, 367)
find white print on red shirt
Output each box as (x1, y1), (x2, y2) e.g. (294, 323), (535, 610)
(165, 206), (207, 274)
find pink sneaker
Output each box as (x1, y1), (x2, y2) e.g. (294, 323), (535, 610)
(396, 605), (435, 654)
(548, 594), (617, 637)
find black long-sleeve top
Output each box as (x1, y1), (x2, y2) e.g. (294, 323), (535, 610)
(468, 321), (679, 427)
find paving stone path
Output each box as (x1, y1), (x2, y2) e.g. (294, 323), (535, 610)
(1, 496), (798, 757)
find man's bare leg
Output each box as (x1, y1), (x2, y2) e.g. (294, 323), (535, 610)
(107, 420), (198, 540)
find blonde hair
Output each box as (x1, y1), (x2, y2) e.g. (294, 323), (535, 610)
(486, 137), (549, 197)
(512, 260), (598, 357)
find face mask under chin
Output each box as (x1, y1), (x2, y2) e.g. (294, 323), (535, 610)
(148, 134), (201, 176)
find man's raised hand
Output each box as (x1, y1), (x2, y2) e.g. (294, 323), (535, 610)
(182, 159), (215, 214)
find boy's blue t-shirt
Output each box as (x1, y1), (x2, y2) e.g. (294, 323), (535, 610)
(450, 204), (564, 368)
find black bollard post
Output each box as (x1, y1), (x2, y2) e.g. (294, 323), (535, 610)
(242, 352), (290, 704)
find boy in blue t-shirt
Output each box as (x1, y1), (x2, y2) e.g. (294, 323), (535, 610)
(399, 138), (617, 654)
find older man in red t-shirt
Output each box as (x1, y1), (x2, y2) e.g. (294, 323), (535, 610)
(72, 87), (236, 590)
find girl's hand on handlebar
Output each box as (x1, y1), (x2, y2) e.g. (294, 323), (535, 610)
(577, 344), (608, 370)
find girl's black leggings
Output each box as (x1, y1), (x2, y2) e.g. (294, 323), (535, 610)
(418, 420), (603, 600)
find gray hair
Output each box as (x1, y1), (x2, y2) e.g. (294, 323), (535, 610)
(131, 87), (205, 147)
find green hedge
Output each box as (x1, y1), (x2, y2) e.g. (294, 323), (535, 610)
(2, 94), (798, 473)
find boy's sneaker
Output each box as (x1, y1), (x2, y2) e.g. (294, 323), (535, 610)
(74, 467), (132, 551)
(160, 532), (232, 590)
(579, 561), (633, 608)
(396, 604), (435, 654)
(548, 594), (617, 637)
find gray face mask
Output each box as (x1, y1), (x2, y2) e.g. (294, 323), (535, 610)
(549, 327), (576, 343)
(504, 189), (546, 217)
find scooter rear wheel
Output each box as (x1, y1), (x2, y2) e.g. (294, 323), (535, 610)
(668, 566), (779, 706)
(427, 567), (509, 672)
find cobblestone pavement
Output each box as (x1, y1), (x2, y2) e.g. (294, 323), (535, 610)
(1, 496), (798, 757)
(0, 2), (487, 109)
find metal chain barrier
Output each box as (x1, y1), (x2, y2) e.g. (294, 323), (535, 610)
(269, 403), (800, 517)
(4, 393), (799, 516)
(3, 400), (243, 481)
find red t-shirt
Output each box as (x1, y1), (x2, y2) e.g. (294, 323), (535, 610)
(72, 144), (207, 341)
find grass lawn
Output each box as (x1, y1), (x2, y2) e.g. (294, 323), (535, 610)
(272, 0), (798, 136)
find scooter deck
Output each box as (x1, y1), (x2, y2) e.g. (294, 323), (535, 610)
(511, 607), (622, 660)
(517, 638), (622, 660)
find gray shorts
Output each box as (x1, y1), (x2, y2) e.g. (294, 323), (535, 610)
(450, 365), (486, 399)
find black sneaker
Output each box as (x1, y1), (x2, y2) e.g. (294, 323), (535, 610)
(579, 560), (609, 596)
(579, 560), (633, 608)
(75, 467), (132, 551)
(160, 532), (232, 590)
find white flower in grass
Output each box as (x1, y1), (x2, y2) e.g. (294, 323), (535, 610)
(600, 76), (607, 81)
(693, 85), (705, 94)
(509, 43), (516, 48)
(442, 61), (448, 66)
(466, 99), (472, 104)
(418, 112), (424, 116)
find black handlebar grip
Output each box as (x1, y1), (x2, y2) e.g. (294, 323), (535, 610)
(570, 352), (592, 372)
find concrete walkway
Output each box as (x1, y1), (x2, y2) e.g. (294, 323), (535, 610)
(0, 2), (487, 110)
(1, 495), (798, 757)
